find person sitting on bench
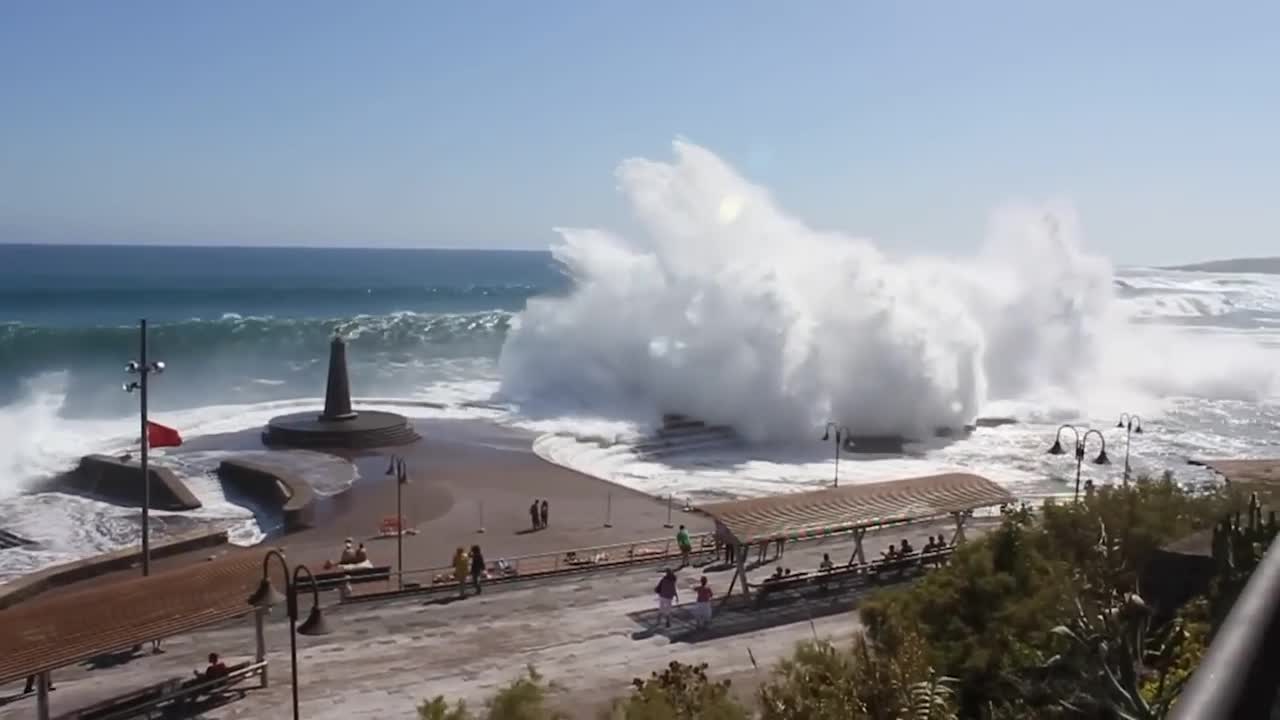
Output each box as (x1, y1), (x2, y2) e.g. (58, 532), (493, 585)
(339, 539), (358, 565)
(923, 536), (938, 553)
(899, 538), (914, 556)
(765, 566), (784, 583)
(818, 553), (834, 591)
(197, 653), (228, 681)
(352, 543), (369, 564)
(882, 545), (898, 561)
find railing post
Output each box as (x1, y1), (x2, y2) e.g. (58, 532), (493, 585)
(1171, 533), (1280, 719)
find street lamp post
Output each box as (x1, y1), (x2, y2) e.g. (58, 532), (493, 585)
(821, 422), (853, 488)
(1047, 424), (1111, 502)
(1115, 413), (1144, 485)
(122, 319), (165, 577)
(385, 455), (409, 589)
(247, 550), (333, 720)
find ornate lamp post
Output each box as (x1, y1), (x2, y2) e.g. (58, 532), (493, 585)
(122, 319), (164, 577)
(247, 550), (333, 720)
(385, 455), (410, 588)
(1115, 413), (1144, 485)
(1047, 424), (1110, 501)
(821, 422), (854, 488)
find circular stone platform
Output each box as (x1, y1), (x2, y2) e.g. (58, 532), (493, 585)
(262, 410), (419, 449)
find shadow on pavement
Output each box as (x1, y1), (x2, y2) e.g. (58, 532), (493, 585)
(626, 578), (886, 644)
(84, 647), (145, 671)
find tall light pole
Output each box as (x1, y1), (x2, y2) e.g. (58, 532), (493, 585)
(1115, 413), (1144, 485)
(123, 319), (164, 577)
(385, 455), (409, 588)
(821, 422), (853, 488)
(1047, 424), (1110, 502)
(247, 550), (333, 720)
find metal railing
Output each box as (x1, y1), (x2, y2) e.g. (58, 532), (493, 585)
(342, 532), (721, 603)
(1169, 532), (1280, 719)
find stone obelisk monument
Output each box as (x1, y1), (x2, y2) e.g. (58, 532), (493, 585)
(319, 333), (358, 421)
(263, 332), (417, 448)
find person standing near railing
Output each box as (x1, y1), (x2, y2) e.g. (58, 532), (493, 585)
(676, 525), (692, 567)
(469, 545), (486, 594)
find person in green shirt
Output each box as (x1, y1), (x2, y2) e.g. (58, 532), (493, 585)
(676, 525), (692, 567)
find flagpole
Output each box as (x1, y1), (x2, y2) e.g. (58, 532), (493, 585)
(139, 319), (151, 577)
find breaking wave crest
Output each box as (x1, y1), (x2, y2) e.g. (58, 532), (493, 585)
(498, 140), (1279, 441)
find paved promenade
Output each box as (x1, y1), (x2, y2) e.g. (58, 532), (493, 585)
(0, 519), (984, 719)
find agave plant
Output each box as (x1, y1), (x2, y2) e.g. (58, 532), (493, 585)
(906, 674), (959, 720)
(1035, 518), (1203, 720)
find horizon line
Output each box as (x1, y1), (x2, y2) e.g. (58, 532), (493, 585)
(0, 240), (552, 253)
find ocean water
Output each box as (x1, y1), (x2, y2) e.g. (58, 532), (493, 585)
(2, 141), (1279, 581)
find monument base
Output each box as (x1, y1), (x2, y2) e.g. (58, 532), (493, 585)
(263, 410), (418, 449)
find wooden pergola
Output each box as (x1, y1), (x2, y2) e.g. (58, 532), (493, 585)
(701, 472), (1015, 598)
(0, 551), (275, 719)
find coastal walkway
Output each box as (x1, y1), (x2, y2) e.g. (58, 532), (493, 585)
(0, 517), (988, 719)
(0, 470), (1010, 718)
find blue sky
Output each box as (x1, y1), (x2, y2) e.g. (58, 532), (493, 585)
(1, 2), (1276, 265)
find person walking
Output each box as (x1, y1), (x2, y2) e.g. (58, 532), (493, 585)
(452, 547), (470, 598)
(694, 576), (714, 629)
(676, 524), (693, 567)
(654, 569), (679, 628)
(529, 500), (541, 530)
(24, 674), (54, 694)
(540, 499), (549, 529)
(469, 545), (486, 594)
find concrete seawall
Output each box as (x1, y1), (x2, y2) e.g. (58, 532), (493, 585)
(63, 454), (202, 511)
(0, 529), (229, 610)
(217, 457), (316, 532)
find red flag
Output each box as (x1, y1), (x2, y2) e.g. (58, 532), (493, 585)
(147, 421), (183, 449)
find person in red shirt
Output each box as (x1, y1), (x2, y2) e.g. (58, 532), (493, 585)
(200, 653), (228, 681)
(694, 576), (714, 629)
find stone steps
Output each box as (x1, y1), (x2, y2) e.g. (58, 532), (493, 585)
(261, 422), (420, 450)
(633, 414), (741, 459)
(0, 529), (32, 550)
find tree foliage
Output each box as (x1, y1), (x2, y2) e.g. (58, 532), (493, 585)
(418, 666), (566, 720)
(758, 631), (957, 720)
(861, 477), (1236, 717)
(605, 661), (749, 720)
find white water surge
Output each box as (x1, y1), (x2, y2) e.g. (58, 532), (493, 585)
(499, 140), (1279, 441)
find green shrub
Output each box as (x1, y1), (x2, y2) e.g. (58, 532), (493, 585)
(758, 631), (957, 720)
(605, 661), (749, 720)
(419, 666), (565, 720)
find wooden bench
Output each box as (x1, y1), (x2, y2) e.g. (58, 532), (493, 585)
(755, 571), (812, 602)
(67, 676), (184, 719)
(159, 660), (266, 713)
(313, 565), (392, 592)
(73, 661), (267, 719)
(865, 547), (954, 581)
